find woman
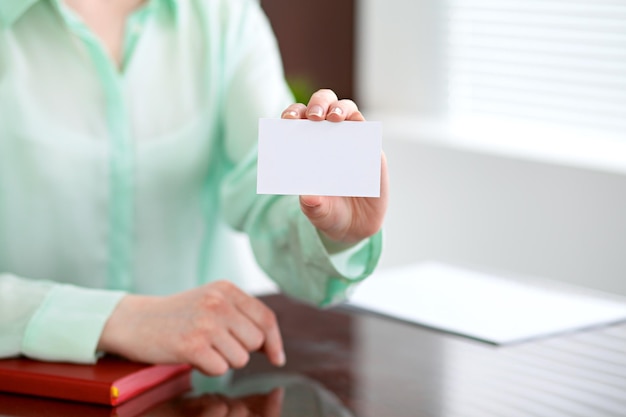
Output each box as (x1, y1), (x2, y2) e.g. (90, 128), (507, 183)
(0, 0), (388, 375)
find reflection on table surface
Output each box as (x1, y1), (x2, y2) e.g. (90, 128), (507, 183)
(154, 370), (353, 417)
(0, 372), (352, 417)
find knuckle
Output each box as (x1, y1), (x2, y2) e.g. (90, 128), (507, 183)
(213, 279), (235, 292)
(178, 333), (207, 363)
(178, 319), (218, 359)
(207, 359), (229, 376)
(231, 352), (250, 369)
(200, 292), (229, 314)
(197, 315), (218, 336)
(260, 308), (277, 329)
(203, 297), (226, 314)
(313, 88), (338, 102)
(316, 88), (334, 96)
(245, 330), (264, 351)
(340, 98), (356, 108)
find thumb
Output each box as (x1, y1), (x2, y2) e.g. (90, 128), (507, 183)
(300, 195), (351, 243)
(299, 195), (328, 222)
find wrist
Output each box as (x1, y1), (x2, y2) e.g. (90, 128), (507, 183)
(97, 294), (152, 357)
(318, 229), (361, 254)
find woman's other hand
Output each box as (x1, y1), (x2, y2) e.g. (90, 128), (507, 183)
(98, 281), (285, 375)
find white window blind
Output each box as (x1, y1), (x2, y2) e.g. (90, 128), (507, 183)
(447, 0), (626, 136)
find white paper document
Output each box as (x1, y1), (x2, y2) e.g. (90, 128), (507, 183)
(348, 262), (626, 344)
(257, 119), (382, 197)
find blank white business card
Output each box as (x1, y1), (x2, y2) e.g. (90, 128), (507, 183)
(257, 119), (382, 197)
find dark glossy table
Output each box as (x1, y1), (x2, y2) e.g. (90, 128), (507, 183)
(235, 294), (626, 417)
(2, 293), (626, 417)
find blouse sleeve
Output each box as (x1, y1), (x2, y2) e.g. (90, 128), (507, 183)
(217, 0), (383, 306)
(0, 273), (125, 362)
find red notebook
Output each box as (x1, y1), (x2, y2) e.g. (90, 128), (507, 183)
(0, 371), (191, 417)
(0, 356), (192, 406)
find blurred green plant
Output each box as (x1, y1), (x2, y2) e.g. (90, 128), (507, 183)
(286, 75), (316, 104)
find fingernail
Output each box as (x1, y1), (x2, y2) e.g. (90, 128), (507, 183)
(330, 107), (343, 116)
(283, 110), (298, 118)
(277, 351), (286, 367)
(307, 105), (324, 118)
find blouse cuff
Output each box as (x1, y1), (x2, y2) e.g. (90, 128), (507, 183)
(325, 230), (383, 306)
(296, 211), (383, 307)
(21, 285), (126, 363)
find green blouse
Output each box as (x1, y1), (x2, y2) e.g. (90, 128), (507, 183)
(0, 0), (381, 364)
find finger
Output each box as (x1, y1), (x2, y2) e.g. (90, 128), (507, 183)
(217, 282), (285, 367)
(231, 293), (285, 367)
(380, 151), (389, 203)
(190, 346), (230, 376)
(300, 195), (323, 207)
(300, 195), (325, 219)
(299, 195), (337, 233)
(281, 103), (307, 119)
(208, 285), (265, 352)
(227, 312), (265, 352)
(305, 88), (338, 120)
(327, 99), (365, 122)
(248, 301), (284, 367)
(212, 330), (251, 369)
